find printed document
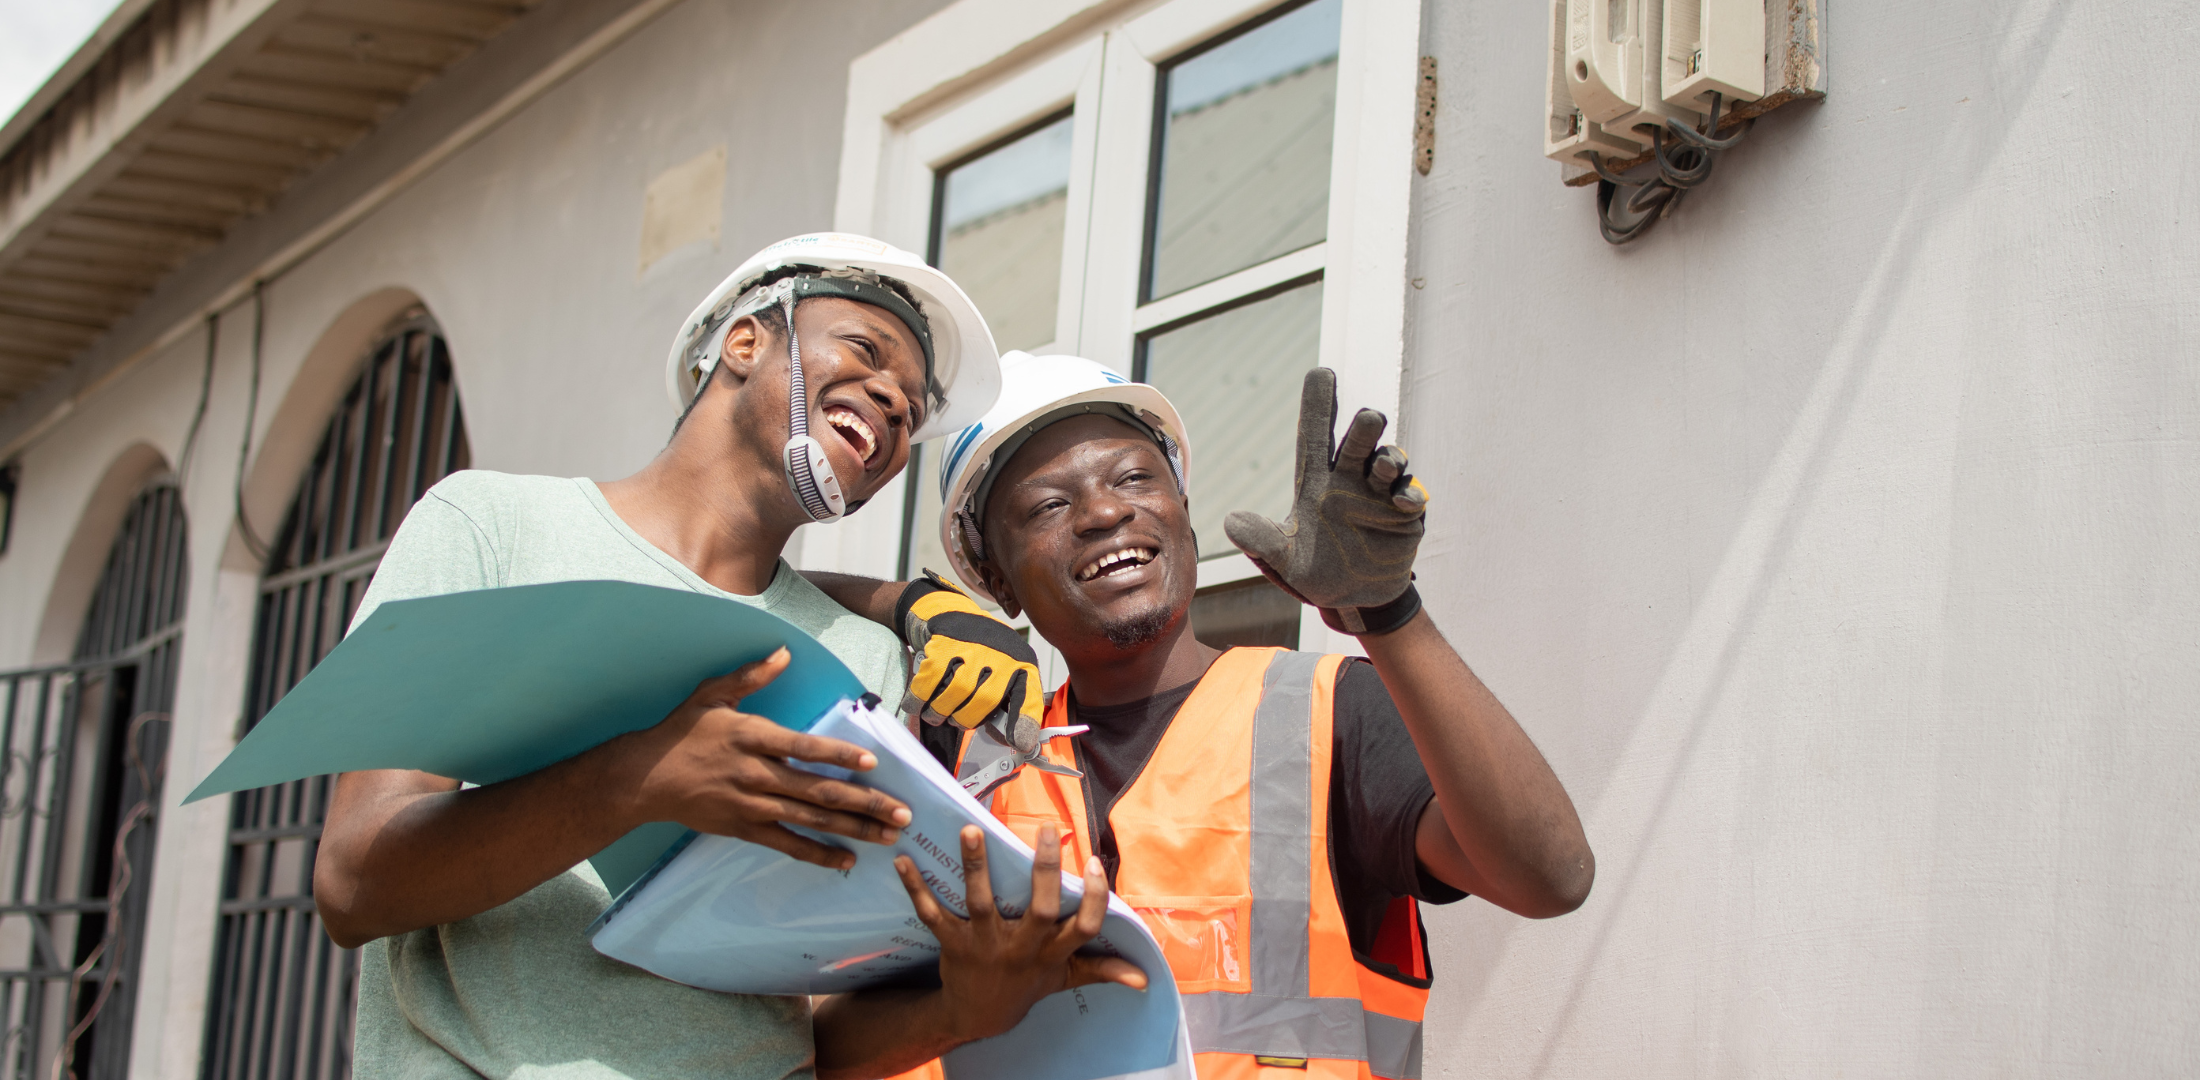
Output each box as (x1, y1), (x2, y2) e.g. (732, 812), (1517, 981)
(592, 696), (1192, 1080)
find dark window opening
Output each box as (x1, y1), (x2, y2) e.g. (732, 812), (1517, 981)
(202, 314), (468, 1080)
(1191, 575), (1302, 650)
(0, 481), (186, 1080)
(0, 462), (18, 555)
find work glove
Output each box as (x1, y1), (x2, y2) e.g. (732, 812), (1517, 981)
(895, 571), (1046, 753)
(1223, 367), (1430, 637)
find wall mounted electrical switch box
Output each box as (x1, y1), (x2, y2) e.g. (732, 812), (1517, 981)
(1549, 0), (1710, 167)
(1545, 0), (1652, 167)
(1662, 0), (1766, 109)
(1597, 0), (1706, 143)
(1545, 0), (1825, 201)
(1564, 0), (1644, 126)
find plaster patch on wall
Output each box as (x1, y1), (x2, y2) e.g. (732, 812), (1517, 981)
(639, 146), (726, 273)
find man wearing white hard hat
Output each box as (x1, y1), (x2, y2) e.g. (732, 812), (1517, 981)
(314, 237), (1140, 1080)
(811, 353), (1595, 1079)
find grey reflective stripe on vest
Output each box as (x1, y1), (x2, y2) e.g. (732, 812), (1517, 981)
(1249, 650), (1322, 997)
(1181, 996), (1422, 1079)
(1183, 993), (1364, 1059)
(1181, 651), (1425, 1079)
(1363, 1011), (1424, 1079)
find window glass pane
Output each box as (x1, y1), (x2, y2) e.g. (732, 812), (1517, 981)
(1147, 0), (1340, 300)
(1139, 279), (1322, 559)
(1191, 576), (1301, 649)
(933, 113), (1075, 353)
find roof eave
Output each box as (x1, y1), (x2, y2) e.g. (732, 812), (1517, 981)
(0, 0), (162, 159)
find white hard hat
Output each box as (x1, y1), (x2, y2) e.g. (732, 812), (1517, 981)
(666, 232), (1001, 442)
(934, 352), (1191, 602)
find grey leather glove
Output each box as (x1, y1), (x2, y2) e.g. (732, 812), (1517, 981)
(1223, 367), (1429, 635)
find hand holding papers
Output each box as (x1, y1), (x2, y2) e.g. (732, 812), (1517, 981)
(893, 823), (1149, 1043)
(593, 697), (1193, 1080)
(607, 648), (914, 873)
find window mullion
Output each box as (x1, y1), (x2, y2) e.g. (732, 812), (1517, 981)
(1312, 0), (1418, 430)
(1073, 29), (1160, 374)
(1049, 58), (1107, 357)
(1132, 241), (1326, 336)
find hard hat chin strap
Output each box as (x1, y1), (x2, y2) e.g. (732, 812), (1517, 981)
(780, 294), (855, 524)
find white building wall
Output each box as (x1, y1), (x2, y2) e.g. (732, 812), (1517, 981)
(1406, 0), (2199, 1075)
(0, 0), (947, 1076)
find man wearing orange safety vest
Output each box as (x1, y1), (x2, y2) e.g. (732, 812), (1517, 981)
(811, 353), (1593, 1080)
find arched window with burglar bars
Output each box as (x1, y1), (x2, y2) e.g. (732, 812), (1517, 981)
(202, 314), (468, 1080)
(0, 480), (186, 1080)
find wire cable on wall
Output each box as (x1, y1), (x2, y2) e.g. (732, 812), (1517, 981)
(49, 709), (165, 1080)
(232, 283), (271, 563)
(1589, 92), (1755, 246)
(175, 314), (217, 499)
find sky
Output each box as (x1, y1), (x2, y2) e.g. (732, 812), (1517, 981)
(0, 0), (124, 129)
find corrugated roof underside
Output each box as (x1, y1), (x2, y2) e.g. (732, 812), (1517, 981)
(0, 0), (539, 404)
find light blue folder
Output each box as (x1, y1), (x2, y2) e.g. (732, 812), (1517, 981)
(184, 580), (865, 893)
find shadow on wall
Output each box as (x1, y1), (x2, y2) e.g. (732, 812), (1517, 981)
(1402, 0), (2085, 1066)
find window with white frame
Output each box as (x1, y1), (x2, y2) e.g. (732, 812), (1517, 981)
(1138, 0), (1336, 577)
(901, 110), (1078, 583)
(836, 0), (1420, 657)
(933, 111), (1076, 354)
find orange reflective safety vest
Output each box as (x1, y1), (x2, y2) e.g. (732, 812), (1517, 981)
(966, 647), (1432, 1080)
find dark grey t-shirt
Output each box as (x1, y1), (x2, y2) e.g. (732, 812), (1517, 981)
(1065, 654), (1466, 957)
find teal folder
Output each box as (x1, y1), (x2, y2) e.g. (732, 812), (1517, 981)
(184, 580), (865, 894)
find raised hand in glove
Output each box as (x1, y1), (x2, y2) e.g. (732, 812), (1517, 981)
(1223, 367), (1430, 636)
(895, 571), (1046, 753)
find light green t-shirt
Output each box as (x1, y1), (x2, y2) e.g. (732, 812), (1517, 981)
(343, 470), (907, 1080)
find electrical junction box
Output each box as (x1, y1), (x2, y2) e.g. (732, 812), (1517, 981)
(1546, 0), (1803, 173)
(1663, 0), (1766, 110)
(1578, 0), (1706, 147)
(1544, 2), (1649, 167)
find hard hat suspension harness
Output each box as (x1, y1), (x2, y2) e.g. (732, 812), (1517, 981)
(953, 400), (1186, 562)
(778, 293), (844, 522)
(683, 266), (941, 525)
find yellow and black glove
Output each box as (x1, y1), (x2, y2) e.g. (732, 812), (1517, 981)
(1223, 367), (1429, 637)
(895, 571), (1046, 753)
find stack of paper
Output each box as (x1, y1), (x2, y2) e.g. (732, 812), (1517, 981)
(592, 696), (1190, 1080)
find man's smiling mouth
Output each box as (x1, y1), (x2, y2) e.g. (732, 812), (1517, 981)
(1076, 547), (1156, 582)
(824, 405), (880, 468)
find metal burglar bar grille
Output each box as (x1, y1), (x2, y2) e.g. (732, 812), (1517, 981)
(0, 483), (187, 1080)
(203, 317), (468, 1080)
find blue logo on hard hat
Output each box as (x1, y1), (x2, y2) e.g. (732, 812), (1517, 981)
(940, 422), (987, 501)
